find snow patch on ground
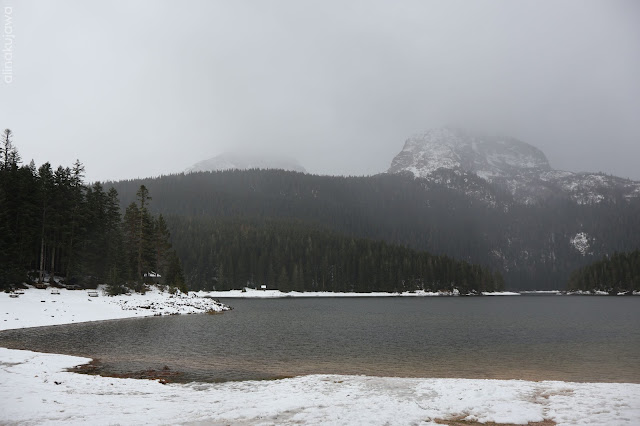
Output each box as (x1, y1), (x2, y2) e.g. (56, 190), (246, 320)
(0, 286), (228, 331)
(1, 347), (639, 425)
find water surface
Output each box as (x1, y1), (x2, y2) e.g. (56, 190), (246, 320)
(0, 296), (638, 383)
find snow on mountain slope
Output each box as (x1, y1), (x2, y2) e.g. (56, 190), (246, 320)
(542, 171), (640, 205)
(389, 127), (551, 180)
(388, 127), (640, 204)
(187, 152), (306, 173)
(570, 232), (592, 256)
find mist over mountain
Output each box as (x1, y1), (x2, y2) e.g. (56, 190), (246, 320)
(388, 127), (640, 205)
(187, 152), (306, 174)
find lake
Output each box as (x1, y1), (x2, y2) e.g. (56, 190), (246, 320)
(0, 296), (638, 383)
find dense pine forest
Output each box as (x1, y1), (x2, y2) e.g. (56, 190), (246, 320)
(108, 169), (640, 290)
(166, 217), (504, 292)
(0, 130), (185, 292)
(568, 250), (640, 293)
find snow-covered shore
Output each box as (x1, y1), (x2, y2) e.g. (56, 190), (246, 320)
(201, 288), (521, 298)
(1, 287), (639, 425)
(1, 347), (639, 425)
(0, 286), (228, 331)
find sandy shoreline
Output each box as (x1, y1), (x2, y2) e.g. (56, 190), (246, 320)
(1, 287), (639, 425)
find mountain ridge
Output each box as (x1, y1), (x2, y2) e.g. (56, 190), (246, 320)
(108, 168), (640, 291)
(187, 152), (306, 174)
(388, 127), (640, 205)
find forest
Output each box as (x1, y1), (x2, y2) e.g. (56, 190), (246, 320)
(0, 130), (503, 293)
(0, 130), (185, 292)
(166, 217), (504, 292)
(108, 168), (640, 290)
(568, 250), (640, 293)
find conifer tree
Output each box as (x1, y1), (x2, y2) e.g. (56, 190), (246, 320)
(153, 214), (172, 275)
(64, 160), (86, 277)
(122, 202), (140, 281)
(136, 185), (153, 280)
(1, 129), (20, 170)
(165, 251), (187, 292)
(37, 163), (54, 283)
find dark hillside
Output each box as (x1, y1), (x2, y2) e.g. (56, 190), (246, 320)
(107, 170), (640, 290)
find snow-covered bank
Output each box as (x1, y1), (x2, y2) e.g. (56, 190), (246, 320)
(201, 288), (521, 298)
(513, 290), (640, 296)
(566, 290), (640, 296)
(1, 347), (639, 426)
(0, 286), (229, 331)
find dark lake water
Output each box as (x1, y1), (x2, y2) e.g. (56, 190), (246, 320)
(1, 296), (639, 383)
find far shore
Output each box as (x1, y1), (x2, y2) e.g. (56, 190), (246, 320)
(200, 288), (640, 298)
(199, 288), (521, 298)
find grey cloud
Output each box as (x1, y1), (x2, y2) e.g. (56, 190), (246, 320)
(1, 0), (638, 181)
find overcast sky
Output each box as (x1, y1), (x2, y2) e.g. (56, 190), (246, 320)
(1, 0), (639, 182)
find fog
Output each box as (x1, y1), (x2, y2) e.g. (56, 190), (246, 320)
(1, 0), (639, 182)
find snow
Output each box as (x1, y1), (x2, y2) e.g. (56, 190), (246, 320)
(199, 288), (520, 298)
(0, 286), (228, 331)
(390, 127), (550, 182)
(1, 347), (639, 425)
(568, 290), (612, 296)
(547, 172), (640, 205)
(389, 128), (640, 205)
(1, 287), (639, 425)
(570, 232), (591, 256)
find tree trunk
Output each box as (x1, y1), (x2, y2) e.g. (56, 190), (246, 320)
(137, 213), (143, 281)
(39, 210), (45, 283)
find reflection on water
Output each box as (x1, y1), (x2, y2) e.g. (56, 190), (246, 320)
(1, 296), (639, 383)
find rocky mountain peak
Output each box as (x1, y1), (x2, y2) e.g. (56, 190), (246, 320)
(389, 127), (551, 181)
(388, 127), (640, 205)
